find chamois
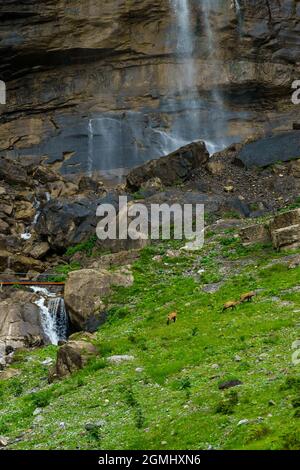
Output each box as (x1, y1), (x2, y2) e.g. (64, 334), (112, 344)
(240, 291), (256, 303)
(167, 312), (177, 325)
(222, 300), (240, 312)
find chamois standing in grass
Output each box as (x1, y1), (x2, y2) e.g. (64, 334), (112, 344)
(222, 300), (240, 312)
(167, 312), (177, 325)
(240, 291), (256, 303)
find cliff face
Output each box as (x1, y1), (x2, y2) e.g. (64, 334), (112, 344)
(0, 0), (299, 175)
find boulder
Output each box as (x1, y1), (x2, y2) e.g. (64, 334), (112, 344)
(0, 203), (13, 216)
(0, 250), (44, 272)
(31, 165), (61, 184)
(35, 192), (121, 251)
(289, 160), (300, 178)
(0, 157), (28, 185)
(240, 224), (271, 246)
(48, 340), (99, 382)
(0, 368), (21, 380)
(126, 141), (209, 191)
(14, 201), (35, 221)
(0, 219), (9, 234)
(236, 131), (300, 168)
(93, 237), (150, 254)
(0, 436), (8, 447)
(0, 292), (46, 360)
(270, 209), (300, 232)
(24, 242), (50, 260)
(206, 160), (225, 176)
(64, 268), (134, 331)
(47, 180), (79, 199)
(271, 225), (300, 251)
(107, 355), (135, 364)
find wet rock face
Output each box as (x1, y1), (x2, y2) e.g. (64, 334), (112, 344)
(0, 1), (299, 173)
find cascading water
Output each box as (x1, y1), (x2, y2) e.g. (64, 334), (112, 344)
(233, 0), (243, 34)
(87, 1), (235, 179)
(48, 297), (68, 342)
(168, 0), (200, 143)
(32, 287), (68, 345)
(88, 118), (94, 177)
(21, 198), (41, 240)
(173, 0), (196, 94)
(201, 0), (227, 149)
(168, 0), (229, 154)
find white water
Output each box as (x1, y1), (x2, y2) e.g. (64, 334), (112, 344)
(88, 118), (94, 177)
(169, 0), (200, 142)
(201, 0), (227, 149)
(173, 0), (196, 93)
(20, 198), (41, 240)
(234, 0), (243, 33)
(32, 287), (68, 345)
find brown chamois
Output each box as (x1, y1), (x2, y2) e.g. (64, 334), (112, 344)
(222, 300), (240, 312)
(240, 291), (256, 303)
(167, 311), (177, 325)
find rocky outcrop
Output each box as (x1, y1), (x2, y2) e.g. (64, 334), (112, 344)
(126, 141), (209, 191)
(64, 268), (134, 331)
(270, 209), (300, 251)
(0, 291), (46, 367)
(240, 208), (300, 251)
(0, 155), (107, 275)
(48, 339), (99, 382)
(239, 223), (271, 246)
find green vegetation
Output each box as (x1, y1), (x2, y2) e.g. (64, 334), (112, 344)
(48, 262), (82, 282)
(0, 224), (300, 450)
(65, 235), (98, 257)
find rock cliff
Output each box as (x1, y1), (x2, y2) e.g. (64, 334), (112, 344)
(0, 0), (299, 175)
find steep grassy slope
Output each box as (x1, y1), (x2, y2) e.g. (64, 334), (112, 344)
(1, 223), (300, 450)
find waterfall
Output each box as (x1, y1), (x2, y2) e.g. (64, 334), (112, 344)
(20, 198), (41, 240)
(201, 0), (227, 148)
(173, 0), (196, 93)
(234, 0), (243, 34)
(86, 1), (235, 179)
(32, 287), (68, 345)
(169, 0), (200, 141)
(48, 297), (68, 342)
(88, 119), (94, 177)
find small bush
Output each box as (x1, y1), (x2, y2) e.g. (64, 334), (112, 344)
(178, 377), (191, 391)
(280, 376), (300, 391)
(27, 390), (52, 408)
(65, 235), (98, 257)
(246, 424), (270, 443)
(215, 390), (238, 415)
(281, 431), (300, 450)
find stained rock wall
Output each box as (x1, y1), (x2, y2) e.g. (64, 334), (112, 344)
(0, 0), (299, 174)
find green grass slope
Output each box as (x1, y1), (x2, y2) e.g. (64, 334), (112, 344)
(1, 225), (300, 450)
